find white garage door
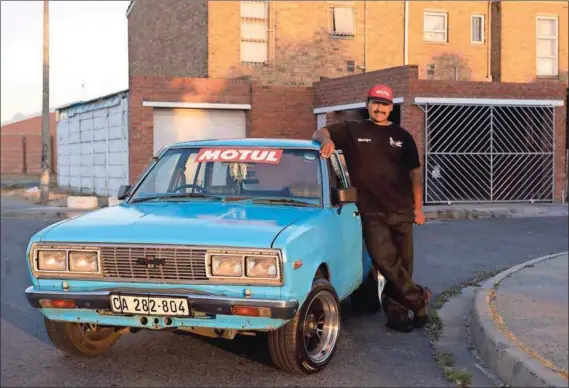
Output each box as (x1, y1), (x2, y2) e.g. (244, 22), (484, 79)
(153, 109), (247, 154)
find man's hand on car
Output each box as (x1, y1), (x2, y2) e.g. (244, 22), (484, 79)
(319, 139), (335, 158)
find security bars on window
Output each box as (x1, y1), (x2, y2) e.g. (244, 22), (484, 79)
(422, 104), (555, 203)
(240, 1), (270, 65)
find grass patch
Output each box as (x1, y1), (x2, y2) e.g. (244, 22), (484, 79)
(434, 351), (473, 388)
(427, 267), (510, 387)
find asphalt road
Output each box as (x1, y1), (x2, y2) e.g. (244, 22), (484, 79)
(1, 215), (567, 387)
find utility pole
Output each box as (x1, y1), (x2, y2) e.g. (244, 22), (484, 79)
(40, 0), (51, 204)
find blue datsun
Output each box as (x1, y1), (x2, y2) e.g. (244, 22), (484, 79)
(24, 138), (382, 374)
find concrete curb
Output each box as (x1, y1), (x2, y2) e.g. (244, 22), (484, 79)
(469, 252), (569, 388)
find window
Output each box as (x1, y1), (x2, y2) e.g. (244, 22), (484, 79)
(536, 16), (558, 76)
(471, 14), (484, 44)
(329, 5), (356, 37)
(424, 12), (447, 42)
(240, 1), (269, 64)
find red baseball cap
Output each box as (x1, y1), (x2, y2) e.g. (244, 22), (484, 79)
(367, 84), (394, 104)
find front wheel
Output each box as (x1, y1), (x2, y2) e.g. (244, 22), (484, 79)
(44, 317), (122, 357)
(268, 279), (341, 374)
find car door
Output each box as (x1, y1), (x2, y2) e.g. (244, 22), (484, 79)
(327, 153), (363, 299)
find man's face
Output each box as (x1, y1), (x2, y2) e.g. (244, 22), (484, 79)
(367, 100), (393, 123)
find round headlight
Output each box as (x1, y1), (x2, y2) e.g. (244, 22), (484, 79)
(37, 250), (67, 271)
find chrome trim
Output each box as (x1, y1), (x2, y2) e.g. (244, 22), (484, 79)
(25, 286), (294, 307)
(30, 244), (103, 278)
(29, 242), (284, 286)
(205, 252), (281, 282)
(24, 286), (298, 320)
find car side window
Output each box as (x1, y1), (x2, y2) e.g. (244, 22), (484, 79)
(336, 151), (352, 187)
(328, 154), (348, 190)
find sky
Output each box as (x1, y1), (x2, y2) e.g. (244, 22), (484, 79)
(1, 0), (130, 124)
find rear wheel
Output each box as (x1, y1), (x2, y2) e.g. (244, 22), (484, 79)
(44, 317), (122, 357)
(268, 279), (341, 374)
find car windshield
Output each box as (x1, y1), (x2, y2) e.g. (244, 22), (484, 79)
(129, 147), (323, 206)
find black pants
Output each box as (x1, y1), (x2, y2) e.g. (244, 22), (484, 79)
(361, 213), (427, 321)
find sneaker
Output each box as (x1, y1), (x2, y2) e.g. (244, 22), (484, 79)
(386, 318), (414, 333)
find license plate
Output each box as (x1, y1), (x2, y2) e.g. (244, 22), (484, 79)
(109, 295), (190, 316)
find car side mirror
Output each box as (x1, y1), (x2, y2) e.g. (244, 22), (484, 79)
(334, 187), (357, 204)
(117, 185), (132, 200)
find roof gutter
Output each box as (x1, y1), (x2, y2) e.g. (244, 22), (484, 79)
(126, 1), (136, 18)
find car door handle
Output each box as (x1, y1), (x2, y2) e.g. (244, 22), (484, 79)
(353, 211), (360, 217)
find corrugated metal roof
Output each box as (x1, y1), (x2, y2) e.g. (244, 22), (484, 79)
(56, 89), (129, 114)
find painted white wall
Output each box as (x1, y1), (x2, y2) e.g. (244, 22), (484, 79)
(56, 95), (129, 197)
(152, 108), (247, 154)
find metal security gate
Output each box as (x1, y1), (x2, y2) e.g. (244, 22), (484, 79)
(419, 100), (557, 203)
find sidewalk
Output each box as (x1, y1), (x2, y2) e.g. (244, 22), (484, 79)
(471, 252), (569, 388)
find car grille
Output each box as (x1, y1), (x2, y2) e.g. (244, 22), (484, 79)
(100, 245), (208, 282)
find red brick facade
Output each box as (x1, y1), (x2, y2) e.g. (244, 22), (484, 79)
(128, 76), (315, 183)
(0, 112), (57, 175)
(313, 66), (567, 202)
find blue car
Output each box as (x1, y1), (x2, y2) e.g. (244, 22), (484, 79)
(24, 138), (380, 374)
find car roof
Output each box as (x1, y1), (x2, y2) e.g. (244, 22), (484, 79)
(167, 138), (322, 151)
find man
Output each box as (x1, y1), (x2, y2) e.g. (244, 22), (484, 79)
(312, 84), (431, 333)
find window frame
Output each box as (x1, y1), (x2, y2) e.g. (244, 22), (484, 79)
(470, 14), (485, 44)
(423, 11), (448, 43)
(240, 1), (270, 65)
(535, 15), (559, 77)
(328, 4), (356, 39)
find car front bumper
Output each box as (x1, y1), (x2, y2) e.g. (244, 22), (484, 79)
(24, 286), (299, 321)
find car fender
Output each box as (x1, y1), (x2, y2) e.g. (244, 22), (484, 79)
(272, 211), (342, 307)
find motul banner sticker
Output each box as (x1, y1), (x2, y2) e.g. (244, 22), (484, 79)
(196, 148), (283, 164)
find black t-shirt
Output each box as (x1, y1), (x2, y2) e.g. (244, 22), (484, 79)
(327, 120), (420, 216)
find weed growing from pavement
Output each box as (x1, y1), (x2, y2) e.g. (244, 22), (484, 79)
(426, 267), (510, 388)
(434, 352), (473, 388)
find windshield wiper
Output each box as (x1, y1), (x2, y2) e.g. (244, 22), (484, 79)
(222, 196), (254, 202)
(131, 193), (223, 203)
(252, 198), (316, 207)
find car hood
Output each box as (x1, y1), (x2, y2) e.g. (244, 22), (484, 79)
(38, 201), (321, 248)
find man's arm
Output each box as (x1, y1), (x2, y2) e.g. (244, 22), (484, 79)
(409, 167), (425, 224)
(312, 128), (335, 158)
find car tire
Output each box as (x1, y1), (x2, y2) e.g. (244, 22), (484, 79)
(44, 317), (122, 357)
(268, 278), (341, 375)
(349, 269), (381, 314)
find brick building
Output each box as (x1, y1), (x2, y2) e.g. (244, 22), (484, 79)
(0, 112), (57, 175)
(126, 0), (567, 203)
(127, 0), (568, 84)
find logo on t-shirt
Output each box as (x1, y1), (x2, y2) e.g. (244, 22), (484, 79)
(389, 137), (403, 148)
(358, 138), (372, 143)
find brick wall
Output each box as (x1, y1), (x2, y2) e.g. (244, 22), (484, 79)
(0, 136), (24, 174)
(313, 65), (418, 108)
(407, 1), (491, 82)
(0, 135), (56, 175)
(499, 1), (568, 83)
(249, 85), (315, 139)
(128, 76), (252, 183)
(128, 0), (208, 77)
(1, 112), (57, 175)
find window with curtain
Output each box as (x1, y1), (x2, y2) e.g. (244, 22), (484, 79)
(240, 1), (269, 64)
(471, 15), (484, 43)
(424, 12), (447, 42)
(329, 6), (355, 37)
(536, 17), (558, 76)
